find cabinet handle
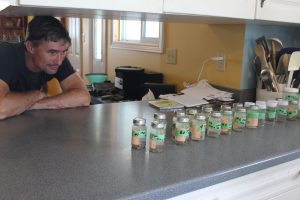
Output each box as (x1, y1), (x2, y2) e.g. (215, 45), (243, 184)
(261, 0), (266, 8)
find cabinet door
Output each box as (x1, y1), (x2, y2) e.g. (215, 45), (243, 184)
(256, 0), (300, 24)
(163, 0), (255, 20)
(19, 0), (163, 13)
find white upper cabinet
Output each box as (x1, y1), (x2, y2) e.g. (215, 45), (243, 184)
(255, 0), (300, 24)
(163, 0), (256, 20)
(18, 0), (163, 13)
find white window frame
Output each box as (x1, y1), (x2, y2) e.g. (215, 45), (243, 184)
(92, 18), (106, 73)
(110, 20), (164, 53)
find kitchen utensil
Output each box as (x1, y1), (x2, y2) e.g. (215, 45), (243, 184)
(276, 53), (290, 83)
(256, 36), (270, 63)
(261, 69), (277, 92)
(255, 44), (280, 92)
(253, 56), (262, 88)
(267, 38), (283, 72)
(286, 51), (300, 87)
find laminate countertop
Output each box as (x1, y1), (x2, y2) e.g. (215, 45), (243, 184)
(1, 101), (300, 199)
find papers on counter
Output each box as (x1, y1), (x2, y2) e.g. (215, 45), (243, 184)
(159, 80), (233, 107)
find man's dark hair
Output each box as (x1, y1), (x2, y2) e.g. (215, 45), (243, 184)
(26, 16), (71, 46)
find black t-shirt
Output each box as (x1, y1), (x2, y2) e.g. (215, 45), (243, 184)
(0, 42), (75, 92)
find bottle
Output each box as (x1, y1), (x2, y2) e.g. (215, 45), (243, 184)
(191, 113), (206, 141)
(266, 100), (277, 125)
(154, 112), (167, 131)
(131, 117), (147, 149)
(287, 100), (298, 121)
(256, 102), (266, 127)
(221, 110), (233, 135)
(246, 105), (259, 128)
(276, 100), (288, 122)
(149, 120), (165, 153)
(172, 110), (186, 138)
(283, 87), (299, 102)
(233, 107), (246, 132)
(186, 108), (198, 133)
(203, 106), (213, 132)
(207, 111), (222, 138)
(175, 116), (190, 144)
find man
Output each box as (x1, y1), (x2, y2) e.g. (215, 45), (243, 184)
(0, 16), (90, 120)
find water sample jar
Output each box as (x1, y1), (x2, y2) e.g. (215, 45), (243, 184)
(221, 110), (233, 135)
(186, 108), (198, 131)
(203, 106), (213, 132)
(172, 110), (186, 137)
(283, 87), (299, 102)
(154, 112), (167, 130)
(232, 103), (243, 113)
(175, 116), (190, 144)
(131, 117), (147, 149)
(287, 100), (298, 121)
(276, 100), (288, 122)
(244, 102), (255, 110)
(207, 111), (222, 138)
(191, 113), (206, 141)
(233, 107), (246, 132)
(246, 105), (259, 128)
(256, 102), (266, 127)
(266, 100), (277, 125)
(220, 104), (232, 112)
(149, 120), (166, 153)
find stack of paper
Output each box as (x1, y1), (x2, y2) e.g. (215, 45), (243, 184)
(159, 80), (233, 107)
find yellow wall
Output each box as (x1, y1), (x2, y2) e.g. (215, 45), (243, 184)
(107, 22), (245, 91)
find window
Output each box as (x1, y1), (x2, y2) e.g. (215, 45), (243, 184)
(93, 18), (106, 73)
(111, 20), (164, 53)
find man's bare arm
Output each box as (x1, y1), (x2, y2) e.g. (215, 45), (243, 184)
(0, 80), (45, 120)
(30, 73), (91, 109)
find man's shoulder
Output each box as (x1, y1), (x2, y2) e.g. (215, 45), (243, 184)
(0, 42), (23, 54)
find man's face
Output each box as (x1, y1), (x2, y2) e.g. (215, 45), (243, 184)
(30, 40), (70, 75)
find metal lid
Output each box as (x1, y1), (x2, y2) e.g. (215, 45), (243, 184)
(203, 106), (213, 113)
(291, 100), (298, 105)
(178, 116), (189, 123)
(186, 108), (198, 115)
(133, 117), (146, 125)
(175, 110), (185, 117)
(237, 107), (246, 112)
(223, 110), (233, 115)
(151, 120), (164, 129)
(244, 102), (255, 108)
(221, 105), (232, 111)
(250, 105), (259, 110)
(212, 111), (221, 117)
(154, 112), (166, 120)
(195, 113), (206, 120)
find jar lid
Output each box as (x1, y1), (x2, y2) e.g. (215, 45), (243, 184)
(256, 100), (266, 105)
(221, 105), (232, 110)
(223, 110), (233, 115)
(250, 105), (259, 110)
(283, 87), (299, 93)
(151, 120), (164, 129)
(237, 107), (246, 112)
(178, 116), (189, 123)
(186, 108), (198, 115)
(195, 113), (206, 120)
(175, 110), (185, 117)
(212, 111), (221, 117)
(154, 112), (166, 120)
(256, 103), (266, 109)
(203, 106), (213, 112)
(278, 100), (288, 106)
(133, 117), (146, 125)
(244, 102), (255, 108)
(267, 100), (277, 107)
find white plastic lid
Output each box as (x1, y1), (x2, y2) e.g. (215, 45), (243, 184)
(257, 103), (266, 109)
(256, 100), (266, 105)
(244, 102), (255, 107)
(277, 100), (288, 106)
(267, 100), (278, 107)
(283, 87), (299, 93)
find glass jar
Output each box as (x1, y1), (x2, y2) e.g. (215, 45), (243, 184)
(221, 110), (233, 135)
(266, 100), (277, 125)
(191, 113), (206, 141)
(276, 100), (288, 122)
(175, 116), (190, 144)
(233, 107), (246, 132)
(186, 108), (198, 131)
(207, 111), (222, 138)
(232, 103), (243, 113)
(203, 106), (213, 132)
(131, 117), (147, 149)
(149, 120), (165, 153)
(287, 100), (298, 121)
(256, 102), (266, 127)
(172, 110), (186, 138)
(244, 102), (255, 110)
(220, 104), (232, 112)
(283, 87), (299, 102)
(154, 112), (167, 130)
(246, 105), (259, 128)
